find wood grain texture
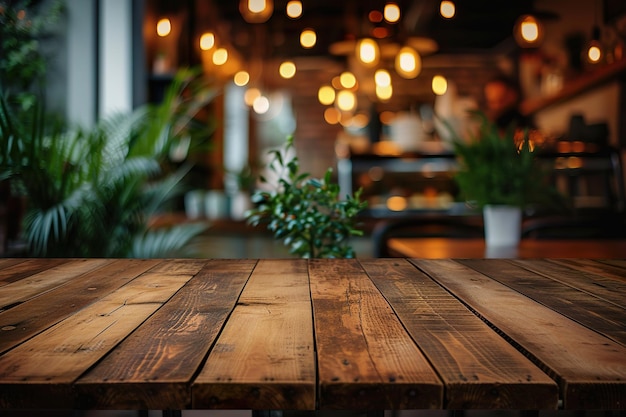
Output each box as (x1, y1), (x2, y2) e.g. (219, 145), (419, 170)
(510, 259), (626, 309)
(193, 259), (316, 410)
(309, 258), (443, 410)
(413, 259), (626, 410)
(0, 258), (68, 287)
(0, 262), (198, 409)
(75, 259), (254, 409)
(360, 258), (557, 409)
(0, 259), (112, 311)
(459, 259), (626, 347)
(0, 258), (161, 355)
(548, 259), (626, 283)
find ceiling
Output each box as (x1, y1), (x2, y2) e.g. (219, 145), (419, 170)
(207, 0), (538, 61)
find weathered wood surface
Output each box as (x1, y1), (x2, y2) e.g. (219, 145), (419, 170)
(0, 258), (624, 410)
(459, 259), (626, 347)
(309, 259), (443, 409)
(412, 259), (626, 410)
(193, 259), (316, 410)
(0, 260), (201, 408)
(0, 258), (161, 354)
(360, 258), (558, 409)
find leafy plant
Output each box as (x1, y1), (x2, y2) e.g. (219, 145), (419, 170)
(0, 68), (216, 257)
(451, 111), (561, 209)
(246, 136), (367, 259)
(0, 0), (64, 112)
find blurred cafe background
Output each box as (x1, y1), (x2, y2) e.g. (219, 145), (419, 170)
(1, 0), (626, 258)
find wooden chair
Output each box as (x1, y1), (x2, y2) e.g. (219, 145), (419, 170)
(371, 215), (484, 257)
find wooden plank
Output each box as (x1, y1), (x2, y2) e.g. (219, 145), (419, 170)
(412, 259), (626, 410)
(309, 259), (443, 410)
(0, 262), (199, 409)
(598, 259), (626, 271)
(0, 258), (162, 355)
(459, 259), (626, 347)
(193, 259), (316, 410)
(549, 259), (626, 283)
(75, 259), (255, 409)
(0, 259), (69, 287)
(0, 258), (112, 311)
(510, 259), (626, 309)
(360, 258), (558, 409)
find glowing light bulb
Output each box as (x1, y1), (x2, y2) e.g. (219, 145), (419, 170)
(300, 29), (317, 48)
(384, 3), (400, 23)
(199, 32), (215, 50)
(318, 85), (336, 105)
(212, 48), (228, 65)
(432, 75), (448, 95)
(336, 90), (356, 112)
(234, 71), (250, 86)
(514, 15), (543, 47)
(156, 18), (171, 37)
(395, 46), (421, 79)
(279, 61), (297, 79)
(375, 69), (391, 87)
(440, 1), (455, 19)
(356, 38), (379, 67)
(339, 71), (357, 89)
(286, 0), (302, 18)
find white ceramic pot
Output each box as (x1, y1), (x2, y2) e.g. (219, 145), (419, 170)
(230, 191), (252, 221)
(483, 205), (522, 247)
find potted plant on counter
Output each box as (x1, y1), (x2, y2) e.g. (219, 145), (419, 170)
(246, 136), (367, 258)
(451, 111), (561, 247)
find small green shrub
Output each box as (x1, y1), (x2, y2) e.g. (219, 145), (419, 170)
(246, 136), (367, 258)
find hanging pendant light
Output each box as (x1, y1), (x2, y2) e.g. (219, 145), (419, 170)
(395, 45), (421, 79)
(513, 14), (544, 48)
(239, 0), (274, 23)
(356, 38), (380, 67)
(585, 26), (603, 64)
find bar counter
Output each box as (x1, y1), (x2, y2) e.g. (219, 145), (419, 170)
(0, 258), (624, 411)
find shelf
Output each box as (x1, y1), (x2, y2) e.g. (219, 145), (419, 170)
(520, 57), (626, 116)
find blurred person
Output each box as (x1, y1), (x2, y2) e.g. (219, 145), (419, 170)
(484, 75), (533, 131)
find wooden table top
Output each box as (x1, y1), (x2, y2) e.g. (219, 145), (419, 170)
(387, 238), (626, 259)
(0, 258), (625, 411)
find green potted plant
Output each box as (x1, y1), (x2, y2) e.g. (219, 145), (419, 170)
(246, 136), (367, 258)
(0, 68), (216, 257)
(451, 111), (560, 247)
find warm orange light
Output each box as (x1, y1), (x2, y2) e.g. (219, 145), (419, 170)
(395, 46), (421, 78)
(356, 38), (379, 67)
(244, 88), (261, 106)
(300, 29), (317, 48)
(253, 95), (270, 114)
(318, 85), (336, 105)
(279, 61), (296, 78)
(514, 15), (543, 47)
(212, 48), (228, 65)
(199, 32), (215, 50)
(432, 74), (447, 95)
(324, 107), (341, 125)
(376, 84), (393, 101)
(336, 90), (356, 112)
(384, 3), (400, 23)
(239, 0), (274, 23)
(156, 18), (171, 37)
(286, 0), (302, 18)
(339, 71), (357, 89)
(234, 71), (250, 86)
(375, 69), (391, 87)
(440, 1), (455, 19)
(587, 41), (603, 63)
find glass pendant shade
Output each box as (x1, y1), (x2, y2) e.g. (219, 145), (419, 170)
(513, 14), (543, 47)
(395, 46), (421, 79)
(239, 0), (274, 23)
(356, 38), (380, 67)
